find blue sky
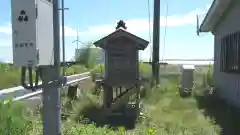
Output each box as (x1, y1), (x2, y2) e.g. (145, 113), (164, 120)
(0, 0), (213, 62)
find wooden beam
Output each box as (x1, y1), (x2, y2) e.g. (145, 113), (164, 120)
(110, 88), (138, 111)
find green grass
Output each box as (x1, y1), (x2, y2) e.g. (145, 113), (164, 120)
(0, 62), (88, 89)
(0, 64), (222, 135)
(0, 44), (97, 89)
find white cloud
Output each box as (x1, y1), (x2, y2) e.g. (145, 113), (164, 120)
(0, 23), (12, 35)
(0, 4), (211, 38)
(76, 4), (211, 38)
(0, 23), (79, 37)
(0, 40), (11, 47)
(60, 26), (77, 37)
(0, 4), (212, 61)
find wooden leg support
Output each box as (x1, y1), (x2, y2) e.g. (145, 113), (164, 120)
(67, 85), (78, 100)
(103, 84), (113, 110)
(135, 83), (140, 119)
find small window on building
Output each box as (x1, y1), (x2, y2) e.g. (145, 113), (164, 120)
(220, 31), (240, 73)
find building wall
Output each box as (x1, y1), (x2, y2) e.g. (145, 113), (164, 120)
(74, 48), (105, 64)
(98, 48), (105, 64)
(214, 2), (240, 107)
(75, 48), (83, 61)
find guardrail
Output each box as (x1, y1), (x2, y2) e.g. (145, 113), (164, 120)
(3, 71), (203, 102)
(13, 76), (90, 101)
(0, 72), (90, 100)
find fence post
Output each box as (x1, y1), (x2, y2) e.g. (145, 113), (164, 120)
(67, 85), (78, 100)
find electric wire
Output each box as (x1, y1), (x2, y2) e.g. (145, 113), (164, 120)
(147, 0), (152, 62)
(161, 3), (169, 62)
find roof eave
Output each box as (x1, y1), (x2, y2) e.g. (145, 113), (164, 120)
(199, 0), (217, 33)
(93, 29), (149, 50)
(199, 0), (232, 33)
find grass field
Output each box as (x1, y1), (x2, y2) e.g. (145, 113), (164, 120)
(0, 62), (88, 89)
(0, 46), (101, 89)
(0, 63), (227, 135)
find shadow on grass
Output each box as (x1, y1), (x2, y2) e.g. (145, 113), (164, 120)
(76, 105), (137, 131)
(194, 92), (240, 135)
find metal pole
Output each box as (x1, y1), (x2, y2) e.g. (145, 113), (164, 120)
(61, 0), (66, 75)
(152, 0), (160, 85)
(42, 0), (61, 134)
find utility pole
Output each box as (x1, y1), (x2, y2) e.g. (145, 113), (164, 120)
(60, 0), (69, 75)
(42, 0), (62, 134)
(152, 0), (160, 85)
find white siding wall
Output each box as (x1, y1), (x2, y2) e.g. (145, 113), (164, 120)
(214, 2), (240, 107)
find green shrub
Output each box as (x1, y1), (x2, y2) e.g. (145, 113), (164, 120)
(0, 70), (20, 89)
(75, 43), (102, 69)
(65, 65), (88, 75)
(0, 66), (221, 135)
(139, 63), (152, 74)
(0, 99), (33, 134)
(90, 64), (104, 74)
(206, 64), (213, 87)
(90, 64), (104, 81)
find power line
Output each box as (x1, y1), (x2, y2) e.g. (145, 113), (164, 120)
(147, 0), (152, 62)
(161, 3), (169, 61)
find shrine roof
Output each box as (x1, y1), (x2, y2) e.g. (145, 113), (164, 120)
(94, 28), (149, 50)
